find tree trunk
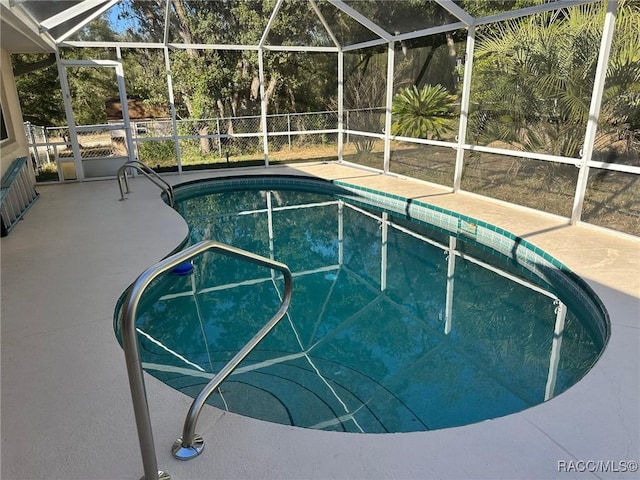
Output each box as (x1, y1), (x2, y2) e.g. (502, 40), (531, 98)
(414, 48), (436, 87)
(263, 77), (277, 111)
(173, 0), (198, 47)
(199, 124), (211, 154)
(173, 0), (202, 120)
(218, 99), (234, 136)
(446, 33), (458, 90)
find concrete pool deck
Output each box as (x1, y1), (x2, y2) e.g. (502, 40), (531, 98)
(1, 162), (638, 480)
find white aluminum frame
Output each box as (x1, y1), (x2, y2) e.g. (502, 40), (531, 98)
(13, 0), (636, 234)
(571, 0), (618, 224)
(383, 41), (395, 172)
(453, 26), (475, 191)
(57, 57), (134, 180)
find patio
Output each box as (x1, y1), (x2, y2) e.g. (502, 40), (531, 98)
(1, 1), (639, 478)
(1, 162), (638, 479)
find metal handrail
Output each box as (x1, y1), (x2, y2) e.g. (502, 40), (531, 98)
(117, 160), (175, 206)
(120, 240), (293, 480)
(172, 248), (293, 460)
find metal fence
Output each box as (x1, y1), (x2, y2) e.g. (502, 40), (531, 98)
(25, 108), (382, 179)
(23, 106), (639, 236)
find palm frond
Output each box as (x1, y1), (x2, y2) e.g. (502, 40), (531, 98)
(391, 84), (456, 139)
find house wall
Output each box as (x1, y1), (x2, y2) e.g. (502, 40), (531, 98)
(1, 47), (29, 177)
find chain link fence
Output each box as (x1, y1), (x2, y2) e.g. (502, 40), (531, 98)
(24, 123), (66, 181)
(23, 122), (51, 168)
(345, 107), (385, 133)
(25, 108), (384, 178)
(23, 104), (640, 235)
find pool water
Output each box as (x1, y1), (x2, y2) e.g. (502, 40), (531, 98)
(118, 177), (606, 433)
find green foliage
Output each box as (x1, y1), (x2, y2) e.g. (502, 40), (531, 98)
(15, 1), (339, 130)
(12, 0), (639, 167)
(35, 162), (59, 182)
(70, 16), (118, 42)
(393, 34), (465, 96)
(469, 0), (640, 157)
(461, 0), (545, 19)
(391, 84), (456, 139)
(137, 141), (176, 166)
(600, 0), (640, 134)
(121, 49), (169, 110)
(65, 65), (119, 125)
(12, 55), (64, 125)
(13, 17), (124, 126)
(124, 0), (337, 120)
(13, 50), (119, 126)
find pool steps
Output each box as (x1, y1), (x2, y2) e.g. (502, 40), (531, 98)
(120, 240), (293, 480)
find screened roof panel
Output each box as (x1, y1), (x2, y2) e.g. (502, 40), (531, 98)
(18, 0), (109, 41)
(265, 1), (335, 47)
(10, 0), (594, 49)
(17, 0), (83, 23)
(315, 0), (381, 46)
(166, 0), (271, 45)
(343, 0), (459, 35)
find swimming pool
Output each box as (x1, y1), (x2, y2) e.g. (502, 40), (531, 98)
(115, 175), (609, 434)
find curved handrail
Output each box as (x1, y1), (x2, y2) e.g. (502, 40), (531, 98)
(173, 246), (293, 460)
(117, 160), (175, 206)
(120, 240), (293, 479)
(118, 159), (169, 194)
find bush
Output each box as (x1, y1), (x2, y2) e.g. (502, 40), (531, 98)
(391, 84), (456, 139)
(35, 162), (59, 182)
(137, 141), (176, 167)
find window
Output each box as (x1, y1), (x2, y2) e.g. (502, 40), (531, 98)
(0, 107), (8, 141)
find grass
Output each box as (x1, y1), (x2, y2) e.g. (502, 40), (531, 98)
(35, 162), (60, 182)
(345, 140), (640, 237)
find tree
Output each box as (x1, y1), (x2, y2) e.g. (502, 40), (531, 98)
(120, 0), (337, 121)
(12, 54), (65, 126)
(13, 16), (123, 127)
(598, 0), (640, 145)
(461, 0), (544, 19)
(468, 0), (640, 158)
(343, 47), (387, 152)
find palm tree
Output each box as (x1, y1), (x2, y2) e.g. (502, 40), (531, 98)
(391, 84), (457, 139)
(469, 0), (640, 159)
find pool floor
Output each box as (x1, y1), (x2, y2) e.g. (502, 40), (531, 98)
(129, 184), (605, 434)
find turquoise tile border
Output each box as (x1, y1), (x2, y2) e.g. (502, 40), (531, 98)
(332, 180), (609, 346)
(173, 175), (348, 201)
(172, 175), (610, 348)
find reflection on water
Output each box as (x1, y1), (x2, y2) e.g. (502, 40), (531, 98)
(130, 188), (603, 433)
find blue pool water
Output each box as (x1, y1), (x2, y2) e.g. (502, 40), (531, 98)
(116, 176), (608, 433)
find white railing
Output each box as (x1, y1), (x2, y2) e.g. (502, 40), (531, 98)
(22, 107), (639, 236)
(23, 108), (381, 177)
